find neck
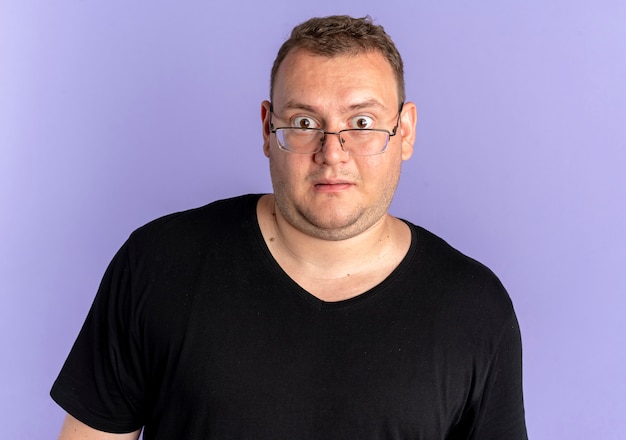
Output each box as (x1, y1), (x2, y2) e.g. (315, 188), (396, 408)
(257, 194), (411, 298)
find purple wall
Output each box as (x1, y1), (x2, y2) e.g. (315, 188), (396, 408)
(2, 1), (625, 438)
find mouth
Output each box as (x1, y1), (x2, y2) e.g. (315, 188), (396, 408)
(313, 180), (354, 192)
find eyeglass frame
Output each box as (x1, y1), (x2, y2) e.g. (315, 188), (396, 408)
(268, 103), (404, 156)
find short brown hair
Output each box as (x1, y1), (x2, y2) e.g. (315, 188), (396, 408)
(270, 15), (405, 105)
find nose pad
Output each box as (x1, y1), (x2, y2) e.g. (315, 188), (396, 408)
(321, 132), (347, 152)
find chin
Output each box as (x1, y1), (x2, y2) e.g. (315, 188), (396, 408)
(300, 211), (383, 241)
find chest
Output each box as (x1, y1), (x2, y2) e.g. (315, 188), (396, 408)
(140, 274), (484, 439)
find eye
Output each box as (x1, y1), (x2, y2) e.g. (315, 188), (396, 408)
(351, 115), (374, 129)
(292, 116), (319, 129)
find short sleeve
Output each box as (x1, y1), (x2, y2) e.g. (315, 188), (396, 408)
(50, 242), (145, 433)
(469, 313), (528, 440)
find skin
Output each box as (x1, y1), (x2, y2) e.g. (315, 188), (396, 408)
(57, 47), (418, 438)
(57, 414), (140, 439)
(259, 49), (417, 301)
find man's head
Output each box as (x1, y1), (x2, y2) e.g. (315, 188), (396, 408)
(270, 15), (405, 105)
(261, 15), (416, 241)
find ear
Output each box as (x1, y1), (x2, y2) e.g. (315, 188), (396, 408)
(399, 101), (417, 161)
(261, 100), (272, 157)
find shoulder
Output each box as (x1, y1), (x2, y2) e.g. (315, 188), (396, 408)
(95, 194), (265, 315)
(407, 223), (500, 281)
(403, 222), (515, 328)
(133, 194), (261, 237)
(99, 194), (265, 279)
(126, 194), (262, 252)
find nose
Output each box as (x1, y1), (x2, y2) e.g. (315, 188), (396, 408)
(315, 131), (349, 164)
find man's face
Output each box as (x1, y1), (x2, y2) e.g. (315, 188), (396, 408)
(261, 49), (416, 241)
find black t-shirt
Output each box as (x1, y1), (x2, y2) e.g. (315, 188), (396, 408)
(51, 194), (527, 439)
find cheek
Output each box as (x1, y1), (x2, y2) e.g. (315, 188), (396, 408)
(362, 157), (402, 190)
(357, 156), (391, 180)
(268, 156), (283, 186)
(269, 154), (306, 187)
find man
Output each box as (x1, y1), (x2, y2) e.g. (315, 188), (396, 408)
(52, 15), (527, 439)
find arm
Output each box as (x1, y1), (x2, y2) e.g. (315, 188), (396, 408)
(58, 414), (141, 440)
(473, 315), (528, 440)
(53, 244), (145, 439)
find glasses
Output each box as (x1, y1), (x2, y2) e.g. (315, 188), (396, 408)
(269, 104), (403, 156)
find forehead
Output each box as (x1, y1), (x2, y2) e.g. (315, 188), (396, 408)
(272, 49), (399, 113)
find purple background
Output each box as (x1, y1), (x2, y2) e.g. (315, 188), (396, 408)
(2, 1), (625, 438)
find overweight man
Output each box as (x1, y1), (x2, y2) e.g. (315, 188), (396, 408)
(52, 15), (527, 440)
